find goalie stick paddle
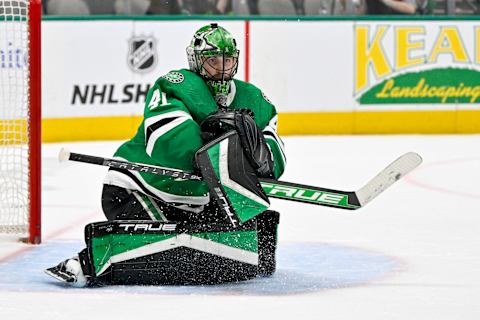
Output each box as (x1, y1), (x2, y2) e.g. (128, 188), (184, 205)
(58, 148), (422, 211)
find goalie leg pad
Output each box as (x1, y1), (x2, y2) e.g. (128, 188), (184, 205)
(82, 220), (261, 285)
(48, 210), (280, 286)
(256, 210), (280, 276)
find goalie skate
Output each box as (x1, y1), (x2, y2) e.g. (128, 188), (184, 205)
(45, 257), (88, 287)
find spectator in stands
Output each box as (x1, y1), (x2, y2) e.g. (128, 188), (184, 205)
(415, 0), (435, 14)
(244, 0), (259, 14)
(365, 0), (417, 14)
(180, 0), (232, 14)
(148, 0), (182, 14)
(56, 0), (153, 16)
(46, 0), (90, 15)
(115, 0), (151, 14)
(244, 0), (305, 15)
(291, 0), (306, 14)
(216, 0), (233, 14)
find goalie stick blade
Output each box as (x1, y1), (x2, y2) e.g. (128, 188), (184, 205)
(355, 152), (423, 206)
(58, 148), (71, 162)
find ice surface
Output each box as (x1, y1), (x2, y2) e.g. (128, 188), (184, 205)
(1, 135), (479, 320)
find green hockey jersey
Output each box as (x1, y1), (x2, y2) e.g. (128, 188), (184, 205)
(103, 69), (286, 207)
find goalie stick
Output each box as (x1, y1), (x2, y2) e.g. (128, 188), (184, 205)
(59, 148), (422, 211)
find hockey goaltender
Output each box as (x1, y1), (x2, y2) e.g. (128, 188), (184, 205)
(46, 23), (287, 287)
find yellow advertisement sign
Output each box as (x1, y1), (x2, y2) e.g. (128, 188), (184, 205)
(355, 24), (480, 104)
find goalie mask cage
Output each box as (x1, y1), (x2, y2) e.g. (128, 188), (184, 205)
(0, 0), (41, 244)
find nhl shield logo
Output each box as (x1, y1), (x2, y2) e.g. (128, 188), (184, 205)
(127, 36), (157, 73)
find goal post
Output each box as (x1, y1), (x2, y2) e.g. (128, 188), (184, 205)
(28, 0), (41, 244)
(0, 0), (42, 244)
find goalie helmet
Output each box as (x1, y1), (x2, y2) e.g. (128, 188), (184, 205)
(186, 23), (239, 106)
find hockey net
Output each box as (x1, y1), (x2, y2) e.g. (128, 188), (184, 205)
(0, 0), (41, 244)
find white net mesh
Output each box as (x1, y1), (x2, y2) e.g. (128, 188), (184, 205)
(0, 0), (30, 235)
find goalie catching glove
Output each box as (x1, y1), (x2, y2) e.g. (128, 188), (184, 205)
(201, 109), (274, 178)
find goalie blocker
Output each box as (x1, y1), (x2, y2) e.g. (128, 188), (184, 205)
(195, 130), (271, 227)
